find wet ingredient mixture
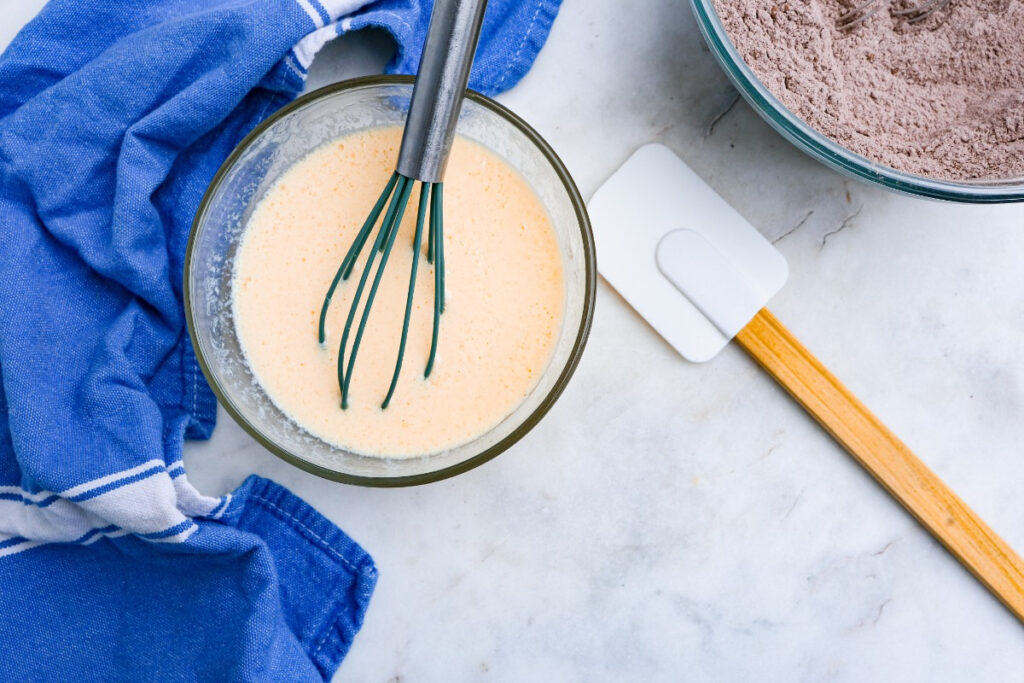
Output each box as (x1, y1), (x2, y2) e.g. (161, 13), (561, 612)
(715, 0), (1024, 179)
(233, 127), (565, 457)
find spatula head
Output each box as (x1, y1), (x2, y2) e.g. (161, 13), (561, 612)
(588, 144), (788, 362)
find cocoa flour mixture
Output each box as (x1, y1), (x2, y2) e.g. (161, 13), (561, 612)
(714, 0), (1024, 180)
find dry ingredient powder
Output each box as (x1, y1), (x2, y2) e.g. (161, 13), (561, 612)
(714, 0), (1024, 180)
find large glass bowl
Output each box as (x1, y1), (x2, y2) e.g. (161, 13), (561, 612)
(185, 76), (596, 486)
(690, 0), (1024, 203)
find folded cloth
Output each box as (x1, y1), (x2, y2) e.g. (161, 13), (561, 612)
(0, 0), (560, 679)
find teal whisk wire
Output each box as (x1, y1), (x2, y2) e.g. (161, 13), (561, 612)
(425, 183), (444, 377)
(316, 0), (487, 409)
(382, 183), (431, 409)
(318, 174), (447, 409)
(318, 172), (398, 348)
(340, 177), (413, 409)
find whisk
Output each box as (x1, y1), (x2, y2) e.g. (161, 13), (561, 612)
(836, 0), (952, 29)
(318, 0), (487, 410)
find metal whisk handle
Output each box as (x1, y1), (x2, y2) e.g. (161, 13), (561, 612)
(396, 0), (488, 183)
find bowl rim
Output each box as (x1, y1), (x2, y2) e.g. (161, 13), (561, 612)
(689, 0), (1024, 203)
(184, 75), (597, 487)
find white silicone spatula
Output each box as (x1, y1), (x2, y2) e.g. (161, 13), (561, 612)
(590, 144), (1024, 622)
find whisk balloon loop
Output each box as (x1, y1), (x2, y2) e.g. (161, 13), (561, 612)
(318, 0), (485, 410)
(836, 0), (884, 29)
(891, 0), (953, 20)
(317, 172), (446, 411)
(836, 0), (952, 29)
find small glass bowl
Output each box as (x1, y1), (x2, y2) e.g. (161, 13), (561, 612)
(185, 76), (596, 486)
(690, 0), (1024, 203)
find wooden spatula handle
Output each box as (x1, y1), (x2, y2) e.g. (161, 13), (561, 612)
(735, 308), (1024, 622)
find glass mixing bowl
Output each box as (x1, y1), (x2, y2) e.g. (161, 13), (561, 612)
(185, 76), (596, 486)
(690, 0), (1024, 203)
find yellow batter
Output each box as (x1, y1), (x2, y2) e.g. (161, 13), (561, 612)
(233, 127), (565, 457)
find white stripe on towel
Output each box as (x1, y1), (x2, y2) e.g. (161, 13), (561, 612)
(148, 524), (199, 544)
(292, 23), (340, 69)
(290, 0), (369, 69)
(61, 459), (165, 499)
(0, 461), (226, 558)
(0, 485), (55, 504)
(172, 472), (225, 518)
(318, 0), (369, 20)
(294, 0), (325, 28)
(1, 473), (185, 541)
(0, 539), (45, 559)
(0, 458), (164, 505)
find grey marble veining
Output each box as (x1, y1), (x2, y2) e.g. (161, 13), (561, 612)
(6, 1), (1024, 681)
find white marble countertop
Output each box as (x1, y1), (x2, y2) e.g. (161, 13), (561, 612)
(7, 2), (1024, 680)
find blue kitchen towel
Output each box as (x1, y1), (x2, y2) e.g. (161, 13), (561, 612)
(0, 0), (560, 680)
